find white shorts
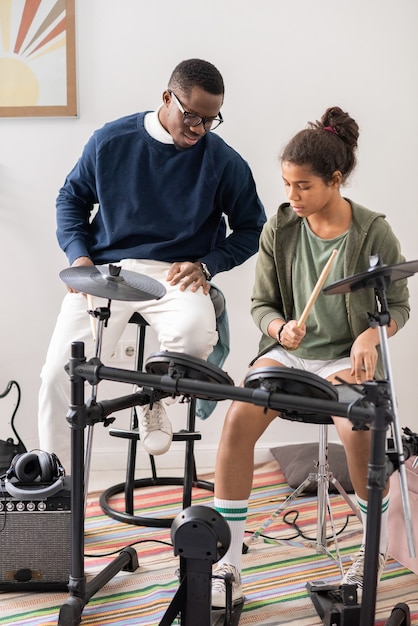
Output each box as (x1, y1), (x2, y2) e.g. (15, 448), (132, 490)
(262, 345), (352, 380)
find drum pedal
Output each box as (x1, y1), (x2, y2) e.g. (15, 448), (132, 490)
(306, 580), (360, 626)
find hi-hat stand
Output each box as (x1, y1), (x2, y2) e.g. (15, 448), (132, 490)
(243, 417), (360, 572)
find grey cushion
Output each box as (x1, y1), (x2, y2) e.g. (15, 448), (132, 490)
(270, 442), (354, 493)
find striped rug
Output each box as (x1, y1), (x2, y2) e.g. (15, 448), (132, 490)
(1, 461), (417, 625)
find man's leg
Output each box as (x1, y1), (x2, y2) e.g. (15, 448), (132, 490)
(124, 260), (218, 455)
(38, 292), (133, 470)
(133, 259), (218, 359)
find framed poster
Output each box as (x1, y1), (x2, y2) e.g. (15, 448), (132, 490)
(0, 0), (77, 117)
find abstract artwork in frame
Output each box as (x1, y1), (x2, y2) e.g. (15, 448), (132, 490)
(0, 0), (76, 117)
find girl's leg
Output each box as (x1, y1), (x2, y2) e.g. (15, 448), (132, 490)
(212, 358), (282, 607)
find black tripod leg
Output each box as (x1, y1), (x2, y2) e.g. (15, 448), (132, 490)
(59, 342), (88, 626)
(58, 342), (140, 626)
(58, 596), (85, 626)
(85, 547), (139, 601)
(360, 458), (383, 623)
(360, 400), (389, 626)
(384, 603), (411, 626)
(159, 578), (187, 626)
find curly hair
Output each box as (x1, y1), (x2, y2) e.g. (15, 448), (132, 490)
(281, 107), (359, 184)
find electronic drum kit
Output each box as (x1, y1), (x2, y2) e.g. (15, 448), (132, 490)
(57, 258), (418, 626)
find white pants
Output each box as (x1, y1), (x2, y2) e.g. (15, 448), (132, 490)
(38, 260), (218, 469)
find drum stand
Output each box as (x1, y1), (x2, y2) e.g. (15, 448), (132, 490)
(307, 262), (416, 626)
(306, 377), (411, 626)
(57, 265), (240, 625)
(57, 337), (409, 626)
(58, 340), (241, 626)
(58, 300), (167, 626)
(58, 340), (140, 626)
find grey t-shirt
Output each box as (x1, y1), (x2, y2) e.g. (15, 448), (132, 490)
(291, 219), (351, 360)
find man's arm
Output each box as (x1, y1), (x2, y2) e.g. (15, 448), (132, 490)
(56, 136), (98, 265)
(199, 157), (266, 277)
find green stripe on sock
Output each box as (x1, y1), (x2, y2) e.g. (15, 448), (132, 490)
(381, 499), (389, 513)
(357, 499), (390, 514)
(215, 506), (248, 515)
(215, 505), (248, 522)
(358, 500), (368, 514)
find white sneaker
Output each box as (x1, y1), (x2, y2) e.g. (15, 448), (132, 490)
(137, 401), (172, 456)
(341, 544), (387, 589)
(211, 563), (243, 608)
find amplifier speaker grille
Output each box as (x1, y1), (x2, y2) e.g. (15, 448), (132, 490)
(0, 478), (71, 591)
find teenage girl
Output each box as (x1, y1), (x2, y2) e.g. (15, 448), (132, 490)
(211, 106), (410, 608)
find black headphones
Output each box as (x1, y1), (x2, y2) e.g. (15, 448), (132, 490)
(3, 451), (66, 499)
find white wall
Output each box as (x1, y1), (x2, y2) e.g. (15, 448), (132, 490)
(1, 0), (417, 473)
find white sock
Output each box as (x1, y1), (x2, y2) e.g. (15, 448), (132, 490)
(214, 497), (248, 572)
(357, 493), (390, 554)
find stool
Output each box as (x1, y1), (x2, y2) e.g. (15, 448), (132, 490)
(243, 366), (362, 571)
(100, 294), (231, 528)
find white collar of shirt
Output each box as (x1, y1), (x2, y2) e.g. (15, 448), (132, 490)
(144, 105), (173, 144)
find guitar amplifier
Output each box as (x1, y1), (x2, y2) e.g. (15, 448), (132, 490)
(0, 477), (71, 590)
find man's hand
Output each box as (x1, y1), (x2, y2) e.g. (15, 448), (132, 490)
(66, 256), (94, 294)
(166, 261), (210, 295)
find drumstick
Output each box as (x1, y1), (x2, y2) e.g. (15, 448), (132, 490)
(297, 249), (338, 328)
(87, 294), (97, 342)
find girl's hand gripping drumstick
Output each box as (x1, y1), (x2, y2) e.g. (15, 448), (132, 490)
(297, 249), (338, 328)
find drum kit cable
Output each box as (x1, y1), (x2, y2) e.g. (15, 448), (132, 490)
(56, 257), (418, 626)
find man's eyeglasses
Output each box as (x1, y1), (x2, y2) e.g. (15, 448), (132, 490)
(170, 91), (223, 131)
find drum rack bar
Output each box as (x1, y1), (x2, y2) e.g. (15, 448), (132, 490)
(76, 359), (375, 426)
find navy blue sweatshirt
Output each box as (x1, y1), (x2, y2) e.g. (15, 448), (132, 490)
(56, 112), (266, 277)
